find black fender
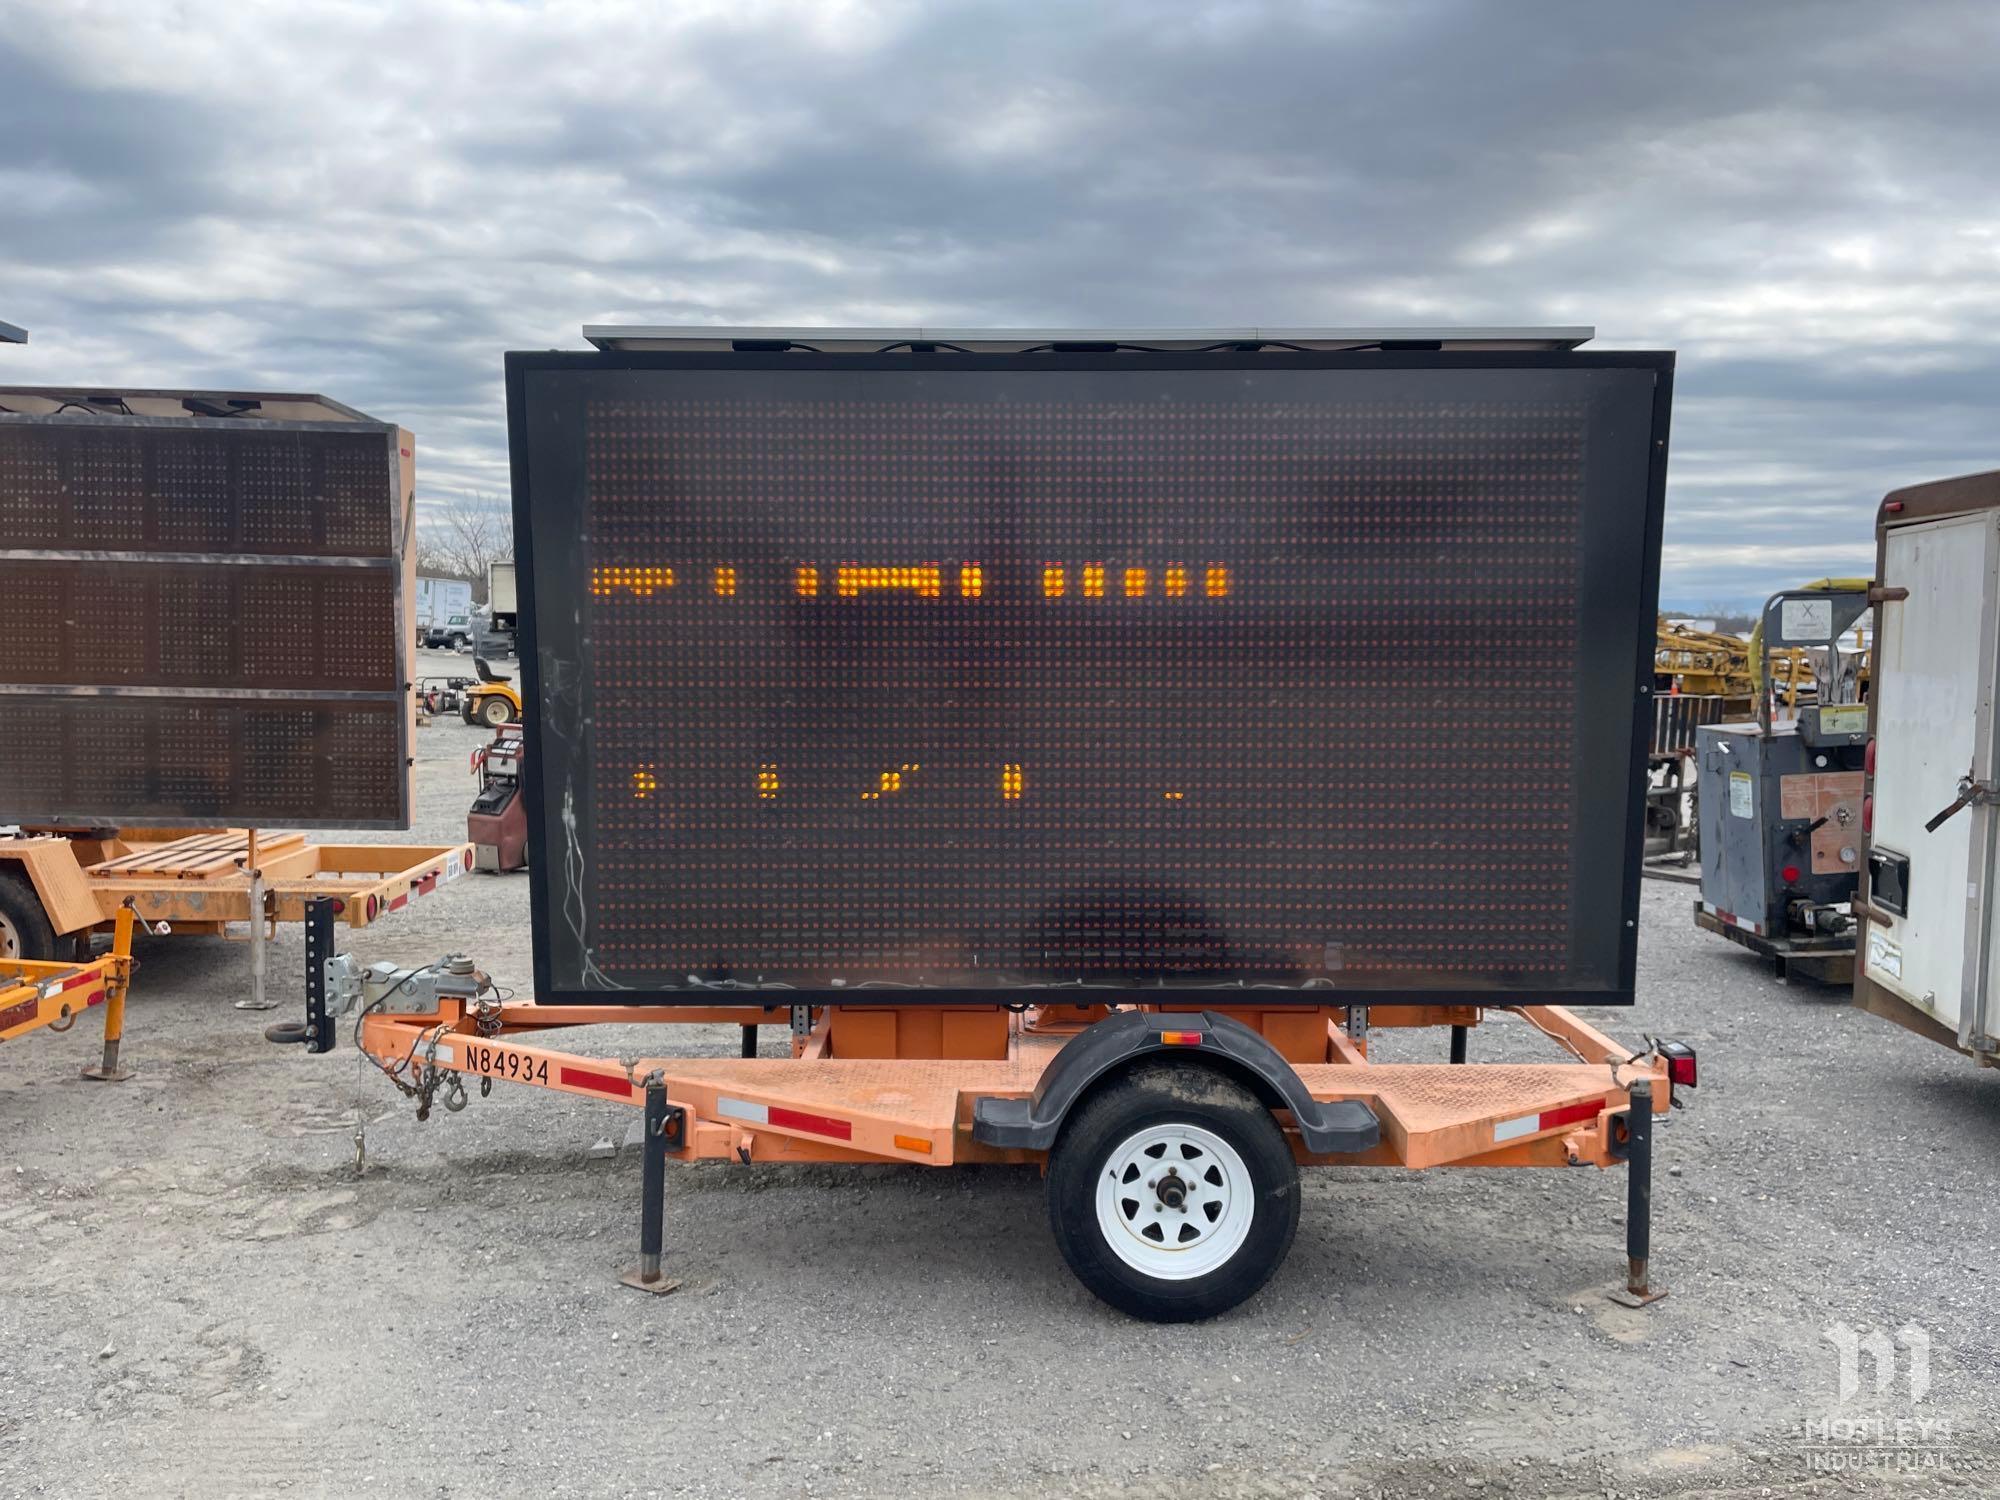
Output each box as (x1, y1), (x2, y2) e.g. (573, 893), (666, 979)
(971, 1009), (1378, 1155)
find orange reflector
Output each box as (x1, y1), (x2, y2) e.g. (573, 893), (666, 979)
(1158, 1031), (1203, 1046)
(894, 1134), (934, 1155)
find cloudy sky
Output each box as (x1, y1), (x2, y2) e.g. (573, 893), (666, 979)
(3, 0), (1995, 607)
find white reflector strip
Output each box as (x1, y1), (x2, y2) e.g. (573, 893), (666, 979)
(717, 1096), (770, 1125)
(1493, 1113), (1540, 1143)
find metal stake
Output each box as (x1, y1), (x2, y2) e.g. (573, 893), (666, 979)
(621, 1081), (683, 1296)
(234, 829), (278, 1010)
(1609, 1078), (1667, 1306)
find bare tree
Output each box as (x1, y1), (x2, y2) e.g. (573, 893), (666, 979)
(417, 492), (513, 602)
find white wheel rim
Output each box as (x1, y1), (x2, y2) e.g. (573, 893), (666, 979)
(0, 909), (19, 960)
(1094, 1122), (1254, 1281)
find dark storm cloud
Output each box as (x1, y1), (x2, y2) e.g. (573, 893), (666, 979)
(3, 0), (1996, 603)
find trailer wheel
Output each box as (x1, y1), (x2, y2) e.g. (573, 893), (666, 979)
(0, 871), (59, 963)
(478, 695), (512, 727)
(1047, 1060), (1299, 1322)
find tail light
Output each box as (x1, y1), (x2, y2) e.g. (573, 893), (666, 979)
(1657, 1039), (1698, 1089)
(1862, 795), (1873, 834)
(1865, 737), (1876, 777)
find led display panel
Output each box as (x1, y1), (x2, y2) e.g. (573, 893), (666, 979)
(510, 351), (1671, 1005)
(0, 394), (414, 828)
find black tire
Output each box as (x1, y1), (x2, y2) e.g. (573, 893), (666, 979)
(478, 695), (512, 727)
(1047, 1060), (1299, 1322)
(0, 870), (59, 963)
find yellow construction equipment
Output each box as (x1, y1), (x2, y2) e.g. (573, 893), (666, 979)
(462, 657), (522, 728)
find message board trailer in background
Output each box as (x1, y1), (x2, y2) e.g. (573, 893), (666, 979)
(0, 388), (415, 829)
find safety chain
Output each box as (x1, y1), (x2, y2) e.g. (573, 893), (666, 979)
(367, 1021), (469, 1122)
(349, 958), (489, 1173)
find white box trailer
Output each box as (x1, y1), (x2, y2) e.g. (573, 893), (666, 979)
(415, 575), (473, 648)
(480, 560), (518, 654)
(1855, 470), (2000, 1065)
(487, 559), (516, 619)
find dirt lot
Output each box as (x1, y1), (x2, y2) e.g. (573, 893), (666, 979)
(4, 652), (1996, 1498)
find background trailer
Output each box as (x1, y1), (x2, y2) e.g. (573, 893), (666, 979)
(0, 388), (467, 1002)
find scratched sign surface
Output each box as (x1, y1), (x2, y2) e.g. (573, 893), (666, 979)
(509, 354), (1669, 1004)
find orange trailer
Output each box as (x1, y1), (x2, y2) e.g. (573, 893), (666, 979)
(316, 907), (1697, 1322)
(308, 327), (1698, 1322)
(0, 902), (138, 1080)
(0, 830), (473, 955)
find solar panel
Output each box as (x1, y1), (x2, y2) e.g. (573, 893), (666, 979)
(509, 348), (1671, 1006)
(0, 392), (413, 828)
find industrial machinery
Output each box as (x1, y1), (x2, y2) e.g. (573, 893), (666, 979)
(309, 325), (1698, 1323)
(467, 725), (527, 871)
(1647, 608), (1856, 867)
(1694, 583), (1873, 981)
(1855, 470), (2000, 1065)
(1646, 619), (1750, 864)
(461, 656), (520, 728)
(416, 674), (474, 718)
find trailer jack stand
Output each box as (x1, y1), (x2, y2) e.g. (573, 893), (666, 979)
(80, 1036), (132, 1083)
(620, 1081), (685, 1297)
(1608, 1078), (1667, 1308)
(79, 908), (136, 1082)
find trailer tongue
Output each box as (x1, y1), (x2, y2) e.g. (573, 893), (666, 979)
(324, 327), (1693, 1320)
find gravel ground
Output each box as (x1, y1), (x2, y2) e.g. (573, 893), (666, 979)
(3, 650), (1996, 1498)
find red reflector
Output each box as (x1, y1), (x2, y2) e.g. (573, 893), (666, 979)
(1158, 1031), (1203, 1046)
(1538, 1099), (1604, 1132)
(1864, 737), (1876, 777)
(366, 895), (379, 921)
(1781, 864), (1801, 883)
(1884, 500), (1904, 513)
(768, 1105), (853, 1141)
(558, 1065), (632, 1098)
(1658, 1041), (1698, 1089)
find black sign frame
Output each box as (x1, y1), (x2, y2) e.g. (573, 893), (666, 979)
(507, 347), (1673, 1007)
